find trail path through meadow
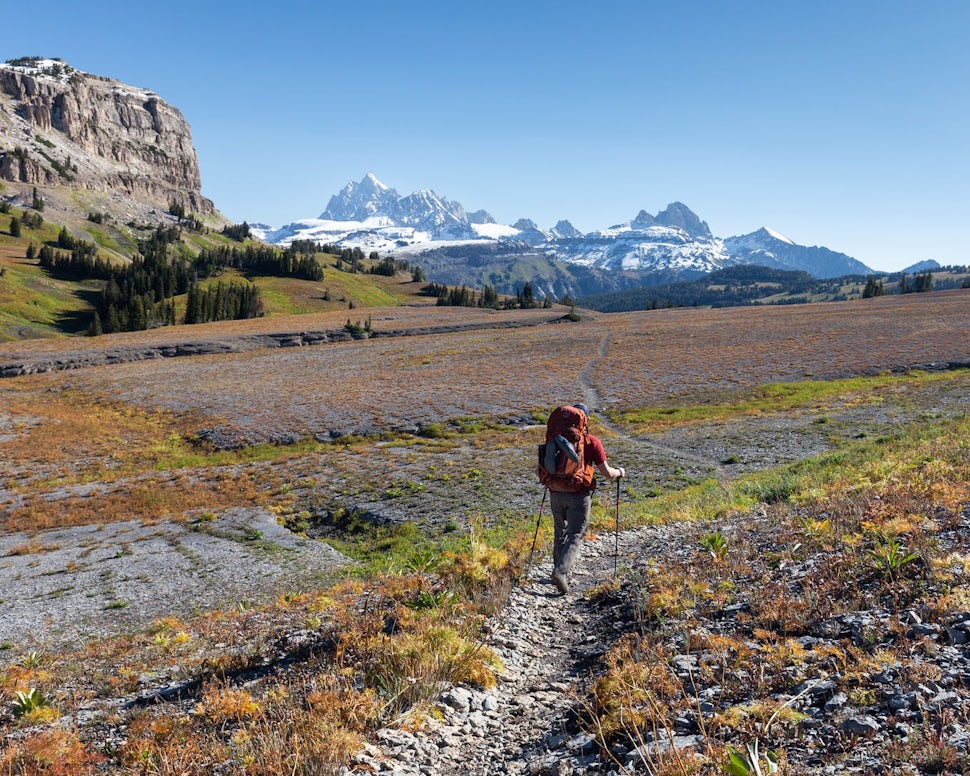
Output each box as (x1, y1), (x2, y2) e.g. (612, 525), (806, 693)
(581, 330), (730, 479)
(357, 326), (723, 774)
(358, 522), (698, 775)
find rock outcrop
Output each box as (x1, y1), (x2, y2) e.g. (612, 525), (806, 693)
(0, 57), (213, 216)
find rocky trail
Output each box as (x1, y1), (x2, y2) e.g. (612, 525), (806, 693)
(4, 320), (970, 774)
(354, 337), (725, 775)
(347, 334), (970, 775)
(357, 522), (688, 776)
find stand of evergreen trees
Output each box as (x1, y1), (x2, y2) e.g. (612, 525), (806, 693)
(193, 245), (323, 281)
(367, 255), (411, 277)
(420, 280), (549, 309)
(38, 242), (113, 279)
(92, 247), (193, 334)
(184, 280), (263, 324)
(36, 225), (275, 335)
(422, 281), (501, 308)
(898, 270), (934, 293)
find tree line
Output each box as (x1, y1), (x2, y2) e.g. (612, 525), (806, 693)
(580, 265), (955, 313)
(193, 244), (323, 281)
(421, 280), (552, 310)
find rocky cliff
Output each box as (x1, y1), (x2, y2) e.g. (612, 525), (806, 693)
(0, 57), (213, 217)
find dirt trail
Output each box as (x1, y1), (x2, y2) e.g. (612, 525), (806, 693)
(580, 329), (730, 480)
(362, 333), (970, 774)
(359, 330), (725, 774)
(362, 522), (694, 775)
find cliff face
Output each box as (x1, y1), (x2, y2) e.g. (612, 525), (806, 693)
(0, 58), (213, 215)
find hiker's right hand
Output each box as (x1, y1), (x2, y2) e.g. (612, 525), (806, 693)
(616, 467), (625, 479)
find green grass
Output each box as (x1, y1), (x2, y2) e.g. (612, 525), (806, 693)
(0, 208), (416, 339)
(0, 256), (97, 338)
(610, 371), (962, 431)
(600, 408), (964, 533)
(325, 267), (404, 307)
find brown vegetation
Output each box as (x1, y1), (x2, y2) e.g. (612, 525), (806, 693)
(1, 291), (969, 773)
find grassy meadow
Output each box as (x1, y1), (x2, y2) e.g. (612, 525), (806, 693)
(0, 205), (969, 772)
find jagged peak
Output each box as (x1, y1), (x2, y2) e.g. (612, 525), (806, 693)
(631, 209), (656, 229)
(513, 218), (538, 231)
(654, 202), (713, 239)
(359, 172), (389, 192)
(405, 188), (442, 203)
(553, 219), (582, 238)
(467, 209), (496, 225)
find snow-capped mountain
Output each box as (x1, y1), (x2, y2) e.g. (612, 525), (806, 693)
(257, 173), (502, 248)
(319, 173), (477, 239)
(319, 172), (399, 221)
(257, 174), (874, 295)
(723, 227), (872, 277)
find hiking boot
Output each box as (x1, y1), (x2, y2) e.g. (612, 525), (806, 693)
(551, 570), (569, 595)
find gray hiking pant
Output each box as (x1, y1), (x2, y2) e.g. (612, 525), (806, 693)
(549, 490), (592, 578)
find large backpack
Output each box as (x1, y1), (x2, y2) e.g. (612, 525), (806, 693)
(537, 405), (596, 493)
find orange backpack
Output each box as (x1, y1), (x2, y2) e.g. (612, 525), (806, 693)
(537, 405), (596, 493)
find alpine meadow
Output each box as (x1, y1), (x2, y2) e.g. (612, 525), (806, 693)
(1, 54), (970, 776)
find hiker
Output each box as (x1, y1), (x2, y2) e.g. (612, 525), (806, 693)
(537, 403), (624, 595)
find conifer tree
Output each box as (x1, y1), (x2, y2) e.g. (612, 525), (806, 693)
(862, 275), (884, 298)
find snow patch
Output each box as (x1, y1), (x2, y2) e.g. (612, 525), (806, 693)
(764, 227), (794, 244)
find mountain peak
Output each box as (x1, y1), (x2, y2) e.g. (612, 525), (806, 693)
(361, 172), (389, 192)
(320, 173), (398, 221)
(631, 209), (657, 229)
(900, 259), (941, 273)
(467, 209), (496, 225)
(753, 226), (795, 245)
(552, 219), (582, 238)
(654, 202), (713, 239)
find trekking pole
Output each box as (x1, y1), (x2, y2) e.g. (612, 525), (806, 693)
(613, 477), (621, 579)
(526, 488), (548, 580)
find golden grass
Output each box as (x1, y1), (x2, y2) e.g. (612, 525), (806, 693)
(0, 386), (196, 471)
(1, 290), (969, 773)
(3, 471), (263, 533)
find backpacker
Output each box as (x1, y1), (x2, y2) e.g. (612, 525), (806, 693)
(536, 405), (596, 493)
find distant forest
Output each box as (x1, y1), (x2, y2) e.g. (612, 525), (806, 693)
(578, 265), (970, 313)
(37, 224), (332, 335)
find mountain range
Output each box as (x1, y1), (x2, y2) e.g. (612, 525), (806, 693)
(0, 58), (887, 301)
(255, 174), (875, 298)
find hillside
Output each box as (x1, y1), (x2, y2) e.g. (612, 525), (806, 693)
(579, 264), (970, 312)
(0, 198), (455, 341)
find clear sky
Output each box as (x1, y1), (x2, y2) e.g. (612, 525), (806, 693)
(7, 0), (969, 271)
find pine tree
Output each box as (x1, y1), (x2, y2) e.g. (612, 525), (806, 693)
(9, 216), (20, 238)
(88, 311), (103, 337)
(862, 275), (884, 298)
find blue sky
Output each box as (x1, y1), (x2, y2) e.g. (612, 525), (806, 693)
(8, 0), (969, 270)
